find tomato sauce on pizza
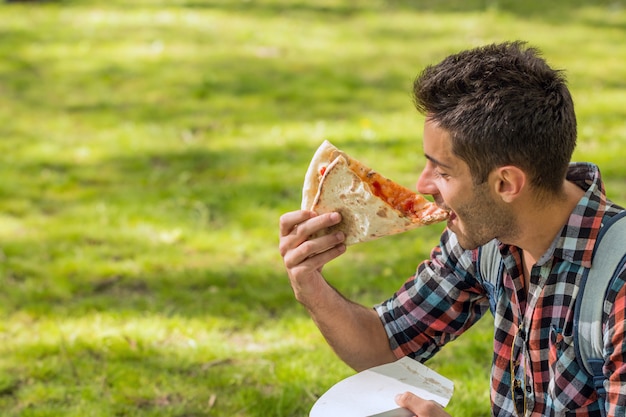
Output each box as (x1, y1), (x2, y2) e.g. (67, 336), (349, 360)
(346, 160), (436, 223)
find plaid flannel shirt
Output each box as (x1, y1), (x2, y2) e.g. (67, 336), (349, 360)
(375, 163), (626, 416)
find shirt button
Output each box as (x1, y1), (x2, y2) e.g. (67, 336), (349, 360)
(526, 385), (532, 394)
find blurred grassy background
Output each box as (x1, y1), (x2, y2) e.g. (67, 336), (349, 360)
(0, 1), (624, 416)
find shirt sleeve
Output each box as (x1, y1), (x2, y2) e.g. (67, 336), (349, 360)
(604, 265), (626, 416)
(374, 228), (490, 362)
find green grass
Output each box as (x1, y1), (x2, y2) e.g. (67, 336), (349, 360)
(0, 0), (625, 416)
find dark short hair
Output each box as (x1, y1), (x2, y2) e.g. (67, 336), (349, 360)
(413, 41), (577, 193)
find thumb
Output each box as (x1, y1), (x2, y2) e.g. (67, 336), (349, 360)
(395, 392), (450, 417)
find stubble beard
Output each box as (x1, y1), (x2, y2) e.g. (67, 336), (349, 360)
(452, 183), (519, 250)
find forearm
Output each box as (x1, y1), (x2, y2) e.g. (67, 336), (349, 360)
(302, 281), (397, 371)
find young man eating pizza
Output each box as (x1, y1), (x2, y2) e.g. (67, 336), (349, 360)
(278, 41), (626, 416)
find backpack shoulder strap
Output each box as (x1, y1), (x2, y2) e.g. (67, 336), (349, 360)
(477, 239), (503, 315)
(478, 239), (502, 286)
(574, 211), (626, 409)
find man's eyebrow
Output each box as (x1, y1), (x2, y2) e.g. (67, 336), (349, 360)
(425, 154), (453, 170)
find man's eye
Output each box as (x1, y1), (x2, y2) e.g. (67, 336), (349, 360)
(434, 170), (449, 179)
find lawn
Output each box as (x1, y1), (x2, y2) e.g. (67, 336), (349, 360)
(0, 1), (625, 416)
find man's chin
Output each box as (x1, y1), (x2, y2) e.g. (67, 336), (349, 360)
(449, 226), (486, 251)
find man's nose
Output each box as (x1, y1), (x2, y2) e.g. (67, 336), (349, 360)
(416, 165), (437, 196)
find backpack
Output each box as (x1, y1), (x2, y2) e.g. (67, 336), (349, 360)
(478, 211), (626, 416)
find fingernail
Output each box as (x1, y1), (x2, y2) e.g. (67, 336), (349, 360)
(335, 232), (344, 241)
(331, 212), (341, 223)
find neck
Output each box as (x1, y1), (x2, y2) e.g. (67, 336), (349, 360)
(511, 181), (585, 263)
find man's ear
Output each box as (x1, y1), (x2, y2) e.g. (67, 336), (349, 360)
(491, 166), (526, 203)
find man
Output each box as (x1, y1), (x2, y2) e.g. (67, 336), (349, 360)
(278, 41), (626, 416)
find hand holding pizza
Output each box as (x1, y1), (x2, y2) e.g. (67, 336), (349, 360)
(278, 209), (346, 305)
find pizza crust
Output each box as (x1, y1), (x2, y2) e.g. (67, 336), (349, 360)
(301, 140), (344, 210)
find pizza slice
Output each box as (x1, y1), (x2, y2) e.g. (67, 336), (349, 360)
(301, 140), (449, 245)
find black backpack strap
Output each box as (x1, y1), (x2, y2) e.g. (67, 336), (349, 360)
(574, 211), (626, 416)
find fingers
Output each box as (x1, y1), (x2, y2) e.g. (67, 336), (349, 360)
(278, 210), (343, 258)
(395, 392), (449, 417)
(279, 210), (341, 237)
(278, 210), (346, 303)
(279, 210), (316, 238)
(278, 210), (345, 271)
(284, 232), (346, 270)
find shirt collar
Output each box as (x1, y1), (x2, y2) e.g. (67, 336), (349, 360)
(544, 163), (608, 268)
